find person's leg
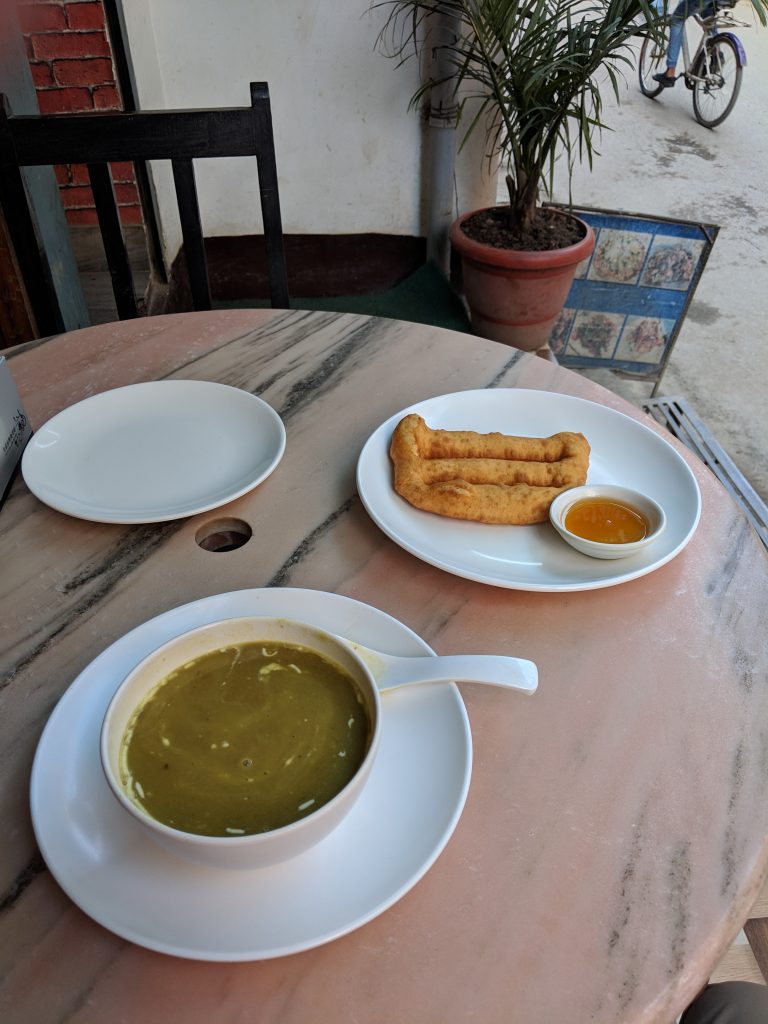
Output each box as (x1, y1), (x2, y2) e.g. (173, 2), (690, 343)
(680, 981), (768, 1023)
(653, 0), (693, 86)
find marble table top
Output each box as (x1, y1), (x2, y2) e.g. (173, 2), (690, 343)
(1, 309), (767, 1023)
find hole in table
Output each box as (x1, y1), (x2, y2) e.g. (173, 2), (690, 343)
(195, 518), (253, 552)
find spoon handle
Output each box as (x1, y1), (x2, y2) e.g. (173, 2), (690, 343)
(376, 655), (538, 695)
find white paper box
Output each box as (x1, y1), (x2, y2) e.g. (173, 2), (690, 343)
(0, 356), (32, 497)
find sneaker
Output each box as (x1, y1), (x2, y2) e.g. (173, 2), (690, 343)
(652, 72), (676, 87)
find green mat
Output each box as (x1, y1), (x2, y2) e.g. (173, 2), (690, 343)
(214, 260), (471, 333)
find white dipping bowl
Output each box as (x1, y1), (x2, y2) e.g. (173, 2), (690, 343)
(100, 617), (381, 870)
(549, 485), (666, 560)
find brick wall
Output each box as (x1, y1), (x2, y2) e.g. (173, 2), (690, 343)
(17, 0), (142, 226)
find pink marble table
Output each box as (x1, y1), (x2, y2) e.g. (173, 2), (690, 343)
(1, 309), (767, 1023)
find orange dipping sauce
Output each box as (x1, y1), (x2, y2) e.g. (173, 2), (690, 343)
(564, 498), (648, 544)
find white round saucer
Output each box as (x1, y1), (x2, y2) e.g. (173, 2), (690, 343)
(357, 388), (701, 591)
(22, 380), (286, 523)
(30, 588), (472, 960)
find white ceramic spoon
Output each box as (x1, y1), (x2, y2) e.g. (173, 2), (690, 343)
(337, 637), (538, 695)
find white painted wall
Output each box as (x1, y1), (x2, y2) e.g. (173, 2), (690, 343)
(118, 0), (496, 263)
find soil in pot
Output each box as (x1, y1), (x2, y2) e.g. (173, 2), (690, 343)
(461, 207), (586, 253)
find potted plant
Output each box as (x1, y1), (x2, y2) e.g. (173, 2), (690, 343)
(376, 0), (661, 351)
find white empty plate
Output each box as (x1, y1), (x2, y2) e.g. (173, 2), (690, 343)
(30, 588), (472, 961)
(21, 380), (286, 523)
(357, 388), (701, 591)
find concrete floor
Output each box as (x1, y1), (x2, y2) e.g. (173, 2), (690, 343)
(540, 5), (768, 502)
(72, 226), (151, 325)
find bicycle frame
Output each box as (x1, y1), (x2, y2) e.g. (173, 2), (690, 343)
(638, 4), (749, 127)
(678, 9), (748, 84)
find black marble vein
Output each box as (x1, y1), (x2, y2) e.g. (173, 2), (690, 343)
(2, 521), (180, 693)
(0, 851), (46, 915)
(268, 496), (358, 587)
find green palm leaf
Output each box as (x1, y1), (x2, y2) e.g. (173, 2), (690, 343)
(375, 0), (673, 230)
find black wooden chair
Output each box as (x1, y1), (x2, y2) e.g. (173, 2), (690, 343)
(0, 82), (289, 337)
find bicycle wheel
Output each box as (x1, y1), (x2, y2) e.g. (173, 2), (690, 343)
(692, 34), (742, 128)
(638, 27), (670, 98)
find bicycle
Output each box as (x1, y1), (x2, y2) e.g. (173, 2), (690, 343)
(638, 0), (750, 128)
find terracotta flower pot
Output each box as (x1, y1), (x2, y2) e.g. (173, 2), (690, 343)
(449, 206), (596, 352)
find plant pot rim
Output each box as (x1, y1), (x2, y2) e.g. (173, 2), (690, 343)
(450, 205), (595, 271)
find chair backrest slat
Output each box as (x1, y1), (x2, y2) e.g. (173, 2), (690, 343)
(171, 158), (211, 312)
(0, 82), (289, 330)
(0, 97), (63, 337)
(87, 162), (138, 320)
(251, 84), (289, 309)
(9, 110), (260, 165)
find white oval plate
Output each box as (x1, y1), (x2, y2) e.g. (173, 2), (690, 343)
(30, 588), (472, 961)
(357, 388), (701, 592)
(21, 380), (286, 523)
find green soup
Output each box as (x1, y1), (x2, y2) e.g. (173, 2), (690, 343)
(120, 641), (371, 837)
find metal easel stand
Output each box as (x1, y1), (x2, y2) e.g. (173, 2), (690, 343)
(642, 395), (768, 550)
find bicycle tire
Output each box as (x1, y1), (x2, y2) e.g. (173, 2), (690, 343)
(638, 29), (670, 97)
(692, 34), (742, 128)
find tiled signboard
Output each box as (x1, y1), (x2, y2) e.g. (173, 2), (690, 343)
(549, 208), (718, 387)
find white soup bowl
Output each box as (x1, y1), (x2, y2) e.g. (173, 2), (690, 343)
(100, 616), (381, 870)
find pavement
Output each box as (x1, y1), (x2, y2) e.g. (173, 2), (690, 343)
(535, 5), (767, 502)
